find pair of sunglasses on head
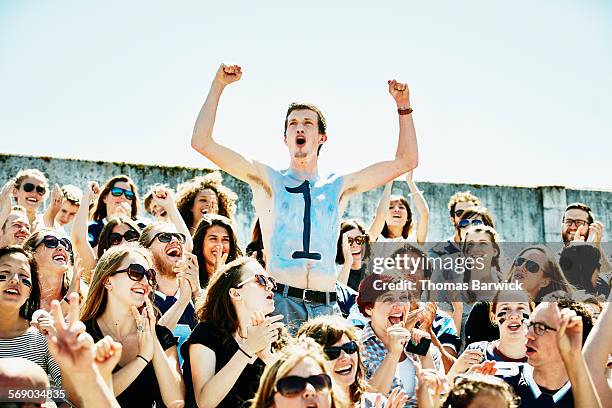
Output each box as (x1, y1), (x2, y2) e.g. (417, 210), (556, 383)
(274, 341), (358, 397)
(236, 274), (277, 290)
(22, 182), (46, 196)
(457, 218), (484, 229)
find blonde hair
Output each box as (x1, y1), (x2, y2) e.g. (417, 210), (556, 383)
(250, 337), (347, 408)
(80, 245), (153, 322)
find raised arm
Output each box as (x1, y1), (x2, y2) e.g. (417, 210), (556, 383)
(341, 80), (418, 198)
(584, 291), (612, 406)
(368, 181), (392, 241)
(191, 64), (265, 185)
(151, 187), (193, 252)
(43, 185), (63, 230)
(406, 171), (429, 245)
(71, 182), (98, 283)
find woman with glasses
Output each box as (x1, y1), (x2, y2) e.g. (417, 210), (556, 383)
(369, 171), (430, 246)
(23, 229), (81, 312)
(175, 172), (238, 235)
(336, 219), (369, 291)
(192, 214), (242, 288)
(11, 168), (50, 232)
(87, 175), (146, 248)
(80, 245), (185, 407)
(507, 244), (573, 302)
(181, 257), (284, 408)
(0, 246), (62, 389)
(250, 337), (344, 408)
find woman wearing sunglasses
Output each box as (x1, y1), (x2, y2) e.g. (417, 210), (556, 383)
(175, 172), (237, 235)
(192, 214), (242, 288)
(297, 316), (368, 406)
(336, 219), (369, 292)
(12, 168), (50, 232)
(506, 244), (573, 302)
(88, 175), (146, 248)
(0, 246), (62, 389)
(80, 245), (185, 407)
(181, 257), (283, 408)
(23, 229), (82, 312)
(250, 337), (345, 408)
(369, 171), (430, 246)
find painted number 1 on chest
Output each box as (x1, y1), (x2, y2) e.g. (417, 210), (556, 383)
(285, 180), (322, 260)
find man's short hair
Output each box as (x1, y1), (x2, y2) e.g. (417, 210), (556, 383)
(563, 202), (594, 224)
(447, 191), (482, 217)
(284, 103), (327, 156)
(61, 184), (82, 206)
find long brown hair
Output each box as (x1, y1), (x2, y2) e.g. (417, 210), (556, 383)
(297, 316), (366, 404)
(250, 337), (346, 408)
(192, 214), (242, 288)
(23, 229), (72, 297)
(506, 245), (574, 301)
(80, 246), (154, 322)
(91, 175), (139, 222)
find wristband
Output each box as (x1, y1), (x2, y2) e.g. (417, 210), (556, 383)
(397, 107), (413, 115)
(136, 354), (150, 364)
(238, 346), (253, 359)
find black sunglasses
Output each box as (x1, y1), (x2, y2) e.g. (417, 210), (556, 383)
(22, 182), (46, 196)
(323, 341), (359, 360)
(458, 219), (484, 229)
(111, 264), (156, 286)
(109, 229), (140, 246)
(236, 274), (277, 290)
(454, 209), (465, 217)
(275, 373), (332, 398)
(347, 235), (367, 246)
(109, 186), (135, 201)
(149, 232), (186, 246)
(514, 257), (541, 273)
(36, 235), (72, 253)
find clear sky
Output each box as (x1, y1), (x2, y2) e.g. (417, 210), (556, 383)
(1, 0), (611, 190)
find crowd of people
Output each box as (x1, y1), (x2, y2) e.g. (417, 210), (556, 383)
(0, 63), (610, 408)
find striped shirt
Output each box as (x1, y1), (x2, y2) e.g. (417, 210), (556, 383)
(0, 327), (62, 387)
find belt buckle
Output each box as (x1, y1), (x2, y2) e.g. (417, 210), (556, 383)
(302, 289), (312, 303)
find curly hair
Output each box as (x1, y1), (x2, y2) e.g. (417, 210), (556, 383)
(175, 172), (237, 230)
(442, 374), (520, 408)
(448, 191), (482, 218)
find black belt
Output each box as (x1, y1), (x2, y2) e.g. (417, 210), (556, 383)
(274, 283), (337, 304)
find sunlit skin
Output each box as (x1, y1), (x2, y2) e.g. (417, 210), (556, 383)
(233, 262), (275, 315)
(345, 228), (364, 268)
(0, 253), (32, 311)
(0, 213), (30, 247)
(510, 249), (550, 300)
(561, 208), (590, 243)
(203, 225), (230, 275)
(464, 231), (498, 281)
(366, 292), (410, 342)
(191, 188), (219, 227)
(105, 252), (153, 309)
(323, 334), (358, 394)
(272, 357), (331, 408)
(385, 198), (408, 237)
(284, 110), (327, 164)
(14, 177), (47, 214)
(103, 181), (134, 218)
(55, 201), (79, 226)
(147, 224), (183, 277)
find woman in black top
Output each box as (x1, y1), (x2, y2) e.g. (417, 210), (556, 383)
(182, 257), (284, 408)
(80, 245), (184, 407)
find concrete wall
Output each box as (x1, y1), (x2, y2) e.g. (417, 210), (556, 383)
(1, 153), (610, 244)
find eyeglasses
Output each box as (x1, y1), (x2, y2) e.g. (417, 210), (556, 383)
(22, 182), (46, 196)
(275, 373), (332, 398)
(458, 219), (484, 228)
(527, 321), (557, 336)
(149, 232), (186, 247)
(36, 235), (73, 253)
(347, 235), (367, 245)
(514, 257), (541, 274)
(563, 219), (589, 228)
(323, 341), (359, 360)
(109, 229), (140, 246)
(109, 187), (135, 201)
(236, 274), (277, 290)
(111, 264), (156, 286)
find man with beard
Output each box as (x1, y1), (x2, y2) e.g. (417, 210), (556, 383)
(191, 63), (418, 327)
(139, 222), (200, 363)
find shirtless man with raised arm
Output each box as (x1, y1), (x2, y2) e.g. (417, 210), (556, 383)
(191, 64), (418, 326)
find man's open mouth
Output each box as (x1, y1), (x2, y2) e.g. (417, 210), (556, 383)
(296, 136), (306, 145)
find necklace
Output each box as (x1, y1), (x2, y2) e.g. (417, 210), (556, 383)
(99, 318), (130, 344)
